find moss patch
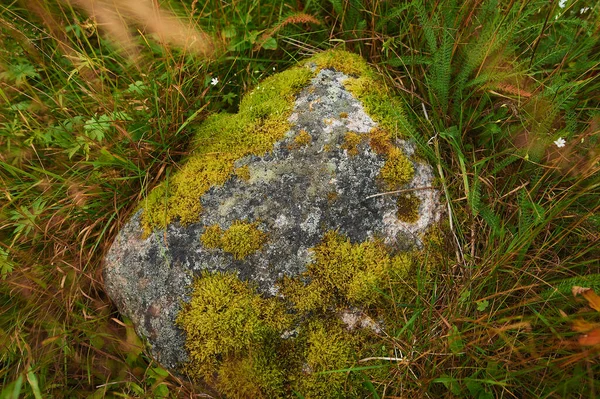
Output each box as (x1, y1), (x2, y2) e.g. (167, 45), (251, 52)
(176, 272), (291, 384)
(379, 146), (414, 190)
(281, 231), (413, 310)
(235, 165), (251, 181)
(397, 194), (421, 223)
(201, 221), (268, 260)
(293, 129), (312, 148)
(341, 131), (363, 156)
(141, 66), (314, 233)
(177, 228), (437, 398)
(307, 49), (373, 78)
(293, 320), (361, 398)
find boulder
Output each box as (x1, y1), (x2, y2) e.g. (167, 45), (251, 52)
(104, 50), (442, 396)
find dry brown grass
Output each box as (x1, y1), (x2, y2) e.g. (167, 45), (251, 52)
(22, 0), (217, 59)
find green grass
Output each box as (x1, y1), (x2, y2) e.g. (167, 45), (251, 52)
(1, 0), (599, 397)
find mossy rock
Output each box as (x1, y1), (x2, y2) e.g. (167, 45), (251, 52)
(104, 49), (443, 397)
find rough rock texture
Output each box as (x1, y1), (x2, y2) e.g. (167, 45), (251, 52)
(104, 63), (441, 371)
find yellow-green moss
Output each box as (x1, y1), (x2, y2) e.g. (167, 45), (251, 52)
(235, 165), (251, 181)
(141, 49), (416, 234)
(293, 320), (360, 399)
(379, 147), (414, 190)
(178, 227), (433, 397)
(341, 131), (363, 156)
(307, 49), (373, 77)
(200, 224), (223, 248)
(397, 194), (421, 223)
(283, 231), (413, 307)
(217, 344), (287, 399)
(369, 127), (393, 155)
(176, 272), (291, 383)
(294, 129), (312, 147)
(201, 221), (268, 260)
(141, 66), (314, 233)
(344, 75), (410, 137)
(279, 277), (332, 313)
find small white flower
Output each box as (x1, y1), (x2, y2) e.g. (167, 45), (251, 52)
(580, 7), (590, 14)
(554, 137), (566, 148)
(211, 77), (218, 86)
(558, 0), (567, 8)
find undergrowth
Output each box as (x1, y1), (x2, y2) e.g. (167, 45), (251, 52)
(0, 0), (598, 397)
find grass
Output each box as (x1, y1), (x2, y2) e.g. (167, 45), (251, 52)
(0, 0), (599, 397)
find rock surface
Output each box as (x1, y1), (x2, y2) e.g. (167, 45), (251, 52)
(103, 54), (442, 371)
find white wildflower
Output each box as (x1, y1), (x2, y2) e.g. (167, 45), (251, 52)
(580, 7), (590, 14)
(554, 137), (566, 148)
(558, 0), (567, 8)
(211, 77), (218, 86)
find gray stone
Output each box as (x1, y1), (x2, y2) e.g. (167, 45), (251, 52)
(103, 62), (441, 371)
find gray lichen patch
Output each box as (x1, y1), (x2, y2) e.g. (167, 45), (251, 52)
(103, 55), (442, 375)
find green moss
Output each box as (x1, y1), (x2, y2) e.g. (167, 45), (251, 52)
(293, 129), (312, 148)
(235, 165), (251, 181)
(176, 272), (291, 384)
(178, 228), (429, 396)
(307, 49), (373, 77)
(217, 343), (287, 398)
(341, 131), (362, 156)
(142, 67), (314, 232)
(396, 194), (421, 223)
(279, 277), (332, 313)
(344, 75), (411, 137)
(286, 231), (413, 307)
(293, 320), (360, 399)
(369, 127), (393, 155)
(379, 147), (414, 191)
(201, 221), (268, 260)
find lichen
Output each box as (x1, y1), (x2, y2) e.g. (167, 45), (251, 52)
(396, 194), (421, 223)
(141, 66), (314, 233)
(201, 221), (268, 260)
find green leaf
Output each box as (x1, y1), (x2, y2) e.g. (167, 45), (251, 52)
(26, 368), (43, 399)
(433, 375), (461, 395)
(84, 115), (112, 141)
(0, 375), (23, 399)
(448, 325), (465, 354)
(153, 383), (169, 398)
(458, 289), (471, 305)
(261, 37), (278, 50)
(476, 299), (490, 311)
(222, 26), (237, 39)
(0, 248), (15, 280)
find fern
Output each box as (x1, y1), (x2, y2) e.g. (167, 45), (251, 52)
(542, 274), (600, 300)
(479, 204), (503, 238)
(468, 170), (482, 217)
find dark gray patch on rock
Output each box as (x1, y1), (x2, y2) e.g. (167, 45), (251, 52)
(103, 68), (441, 371)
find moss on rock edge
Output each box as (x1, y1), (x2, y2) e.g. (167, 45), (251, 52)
(156, 50), (443, 397)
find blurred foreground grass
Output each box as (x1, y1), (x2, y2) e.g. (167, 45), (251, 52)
(1, 0), (599, 397)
